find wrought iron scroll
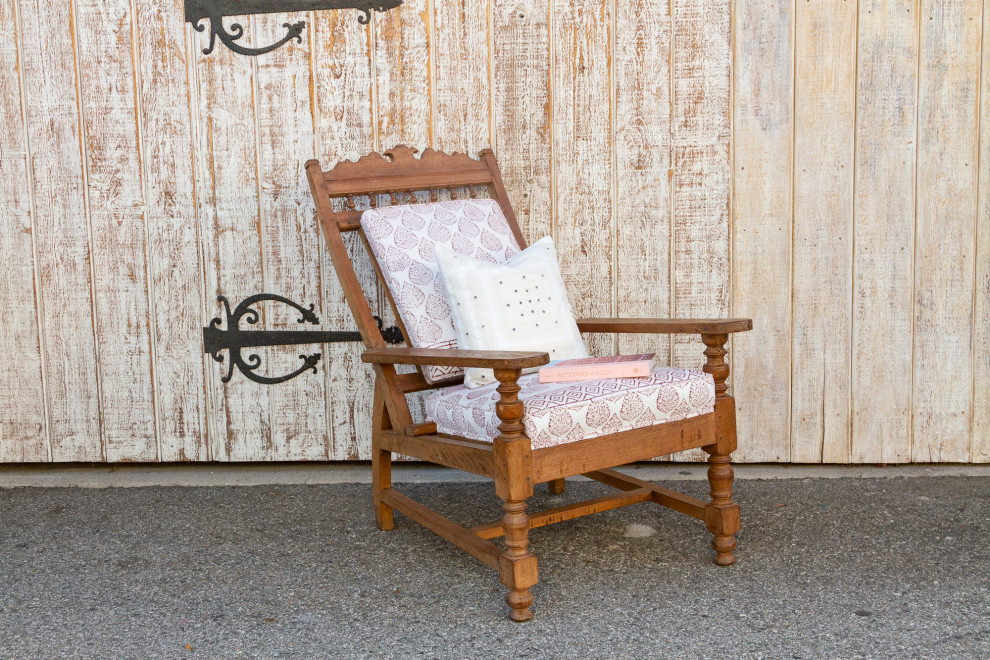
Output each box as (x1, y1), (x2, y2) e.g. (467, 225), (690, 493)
(186, 1), (404, 57)
(203, 294), (402, 384)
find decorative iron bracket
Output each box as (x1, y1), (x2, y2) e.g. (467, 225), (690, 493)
(203, 294), (402, 384)
(186, 0), (403, 57)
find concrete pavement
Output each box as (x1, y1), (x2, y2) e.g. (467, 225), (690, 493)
(1, 470), (988, 658)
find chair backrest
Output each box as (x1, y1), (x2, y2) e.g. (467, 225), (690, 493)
(305, 146), (527, 389)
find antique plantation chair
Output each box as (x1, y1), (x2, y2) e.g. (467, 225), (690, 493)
(305, 147), (752, 622)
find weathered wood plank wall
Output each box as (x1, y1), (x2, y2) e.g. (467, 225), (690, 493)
(851, 0), (917, 464)
(0, 0), (987, 463)
(732, 0), (792, 463)
(733, 0), (989, 464)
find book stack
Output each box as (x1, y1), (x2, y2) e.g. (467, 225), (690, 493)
(538, 353), (655, 383)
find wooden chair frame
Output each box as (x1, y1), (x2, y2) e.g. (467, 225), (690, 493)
(305, 146), (753, 622)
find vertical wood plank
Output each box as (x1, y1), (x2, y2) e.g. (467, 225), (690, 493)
(18, 0), (103, 461)
(372, 0), (433, 427)
(0, 0), (48, 461)
(433, 0), (490, 153)
(375, 0), (432, 149)
(790, 0), (856, 463)
(372, 0), (432, 357)
(851, 0), (918, 464)
(669, 0), (731, 462)
(730, 0), (792, 462)
(974, 0), (990, 463)
(7, 0), (989, 466)
(193, 15), (270, 462)
(671, 0), (731, 368)
(492, 0), (553, 243)
(134, 0), (208, 461)
(313, 10), (378, 460)
(613, 0), (672, 364)
(913, 0), (983, 462)
(76, 0), (158, 461)
(552, 0), (614, 358)
(255, 12), (328, 461)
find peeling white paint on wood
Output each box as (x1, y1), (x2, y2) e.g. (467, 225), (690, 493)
(312, 11), (378, 460)
(433, 0), (490, 155)
(613, 0), (672, 365)
(77, 0), (158, 462)
(0, 0), (47, 462)
(134, 0), (208, 462)
(551, 0), (615, 360)
(194, 18), (271, 461)
(492, 0), (553, 244)
(256, 11), (329, 461)
(374, 0), (431, 150)
(668, 0), (730, 462)
(1, 1), (987, 463)
(18, 0), (103, 461)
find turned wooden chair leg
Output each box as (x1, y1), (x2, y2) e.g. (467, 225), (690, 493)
(547, 478), (566, 495)
(499, 496), (537, 621)
(701, 332), (741, 566)
(371, 383), (394, 531)
(493, 368), (538, 622)
(704, 451), (740, 565)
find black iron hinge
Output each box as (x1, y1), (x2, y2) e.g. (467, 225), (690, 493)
(186, 0), (403, 57)
(203, 294), (402, 384)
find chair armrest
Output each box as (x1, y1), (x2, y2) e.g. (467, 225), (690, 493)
(576, 318), (753, 335)
(362, 347), (550, 369)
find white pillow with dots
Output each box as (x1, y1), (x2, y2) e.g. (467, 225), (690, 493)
(435, 236), (588, 388)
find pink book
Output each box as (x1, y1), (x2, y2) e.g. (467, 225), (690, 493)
(538, 353), (656, 383)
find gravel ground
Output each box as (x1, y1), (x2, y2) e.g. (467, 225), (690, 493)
(1, 475), (988, 659)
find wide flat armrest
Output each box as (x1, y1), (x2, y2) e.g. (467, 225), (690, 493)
(362, 347), (550, 369)
(577, 318), (753, 335)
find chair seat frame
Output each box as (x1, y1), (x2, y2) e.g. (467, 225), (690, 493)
(306, 146), (752, 622)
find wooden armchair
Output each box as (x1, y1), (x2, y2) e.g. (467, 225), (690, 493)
(305, 147), (752, 622)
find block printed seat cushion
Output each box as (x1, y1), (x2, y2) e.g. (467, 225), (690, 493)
(361, 199), (522, 383)
(424, 366), (716, 450)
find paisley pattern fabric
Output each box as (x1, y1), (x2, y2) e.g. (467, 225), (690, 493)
(424, 366), (716, 450)
(361, 200), (521, 383)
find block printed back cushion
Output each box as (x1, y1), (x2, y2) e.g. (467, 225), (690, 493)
(360, 199), (522, 383)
